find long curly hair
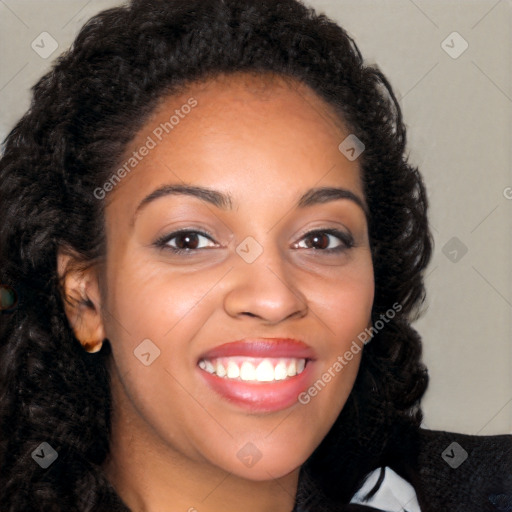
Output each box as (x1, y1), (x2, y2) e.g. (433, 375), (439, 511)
(0, 0), (432, 509)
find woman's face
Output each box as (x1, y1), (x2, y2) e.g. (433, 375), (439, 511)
(97, 73), (374, 481)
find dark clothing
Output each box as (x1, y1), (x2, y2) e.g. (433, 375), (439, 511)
(397, 428), (512, 512)
(316, 427), (512, 512)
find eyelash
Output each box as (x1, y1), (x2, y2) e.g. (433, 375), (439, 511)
(154, 228), (355, 255)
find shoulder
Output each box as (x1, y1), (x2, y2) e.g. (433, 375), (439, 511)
(380, 426), (512, 512)
(411, 427), (512, 512)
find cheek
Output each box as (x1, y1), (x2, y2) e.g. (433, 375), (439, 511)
(284, 256), (374, 438)
(312, 255), (375, 338)
(101, 263), (224, 460)
(101, 259), (227, 404)
(105, 259), (222, 343)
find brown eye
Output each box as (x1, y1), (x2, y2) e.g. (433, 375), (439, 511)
(155, 229), (217, 254)
(174, 232), (201, 250)
(303, 232), (330, 250)
(296, 229), (354, 253)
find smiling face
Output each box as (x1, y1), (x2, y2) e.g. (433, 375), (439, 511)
(69, 72), (374, 503)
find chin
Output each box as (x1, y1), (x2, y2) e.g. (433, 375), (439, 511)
(210, 440), (313, 482)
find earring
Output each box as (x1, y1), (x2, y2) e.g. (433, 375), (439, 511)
(81, 338), (104, 353)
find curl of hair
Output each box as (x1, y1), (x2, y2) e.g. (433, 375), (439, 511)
(0, 0), (432, 509)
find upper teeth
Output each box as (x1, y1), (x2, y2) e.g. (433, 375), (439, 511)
(198, 357), (306, 382)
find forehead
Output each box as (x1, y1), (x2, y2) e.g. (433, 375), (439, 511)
(153, 71), (349, 140)
(106, 72), (363, 211)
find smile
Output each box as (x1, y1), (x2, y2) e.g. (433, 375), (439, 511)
(196, 338), (316, 412)
(198, 357), (307, 382)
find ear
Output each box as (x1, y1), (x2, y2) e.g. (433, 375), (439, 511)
(57, 250), (105, 353)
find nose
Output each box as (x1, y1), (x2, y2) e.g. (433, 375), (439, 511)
(223, 243), (308, 325)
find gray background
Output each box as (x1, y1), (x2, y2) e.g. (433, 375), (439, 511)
(1, 0), (510, 435)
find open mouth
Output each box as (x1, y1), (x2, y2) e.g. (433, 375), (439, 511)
(198, 356), (308, 382)
(196, 338), (316, 412)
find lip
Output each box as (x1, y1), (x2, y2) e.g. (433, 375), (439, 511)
(197, 338), (316, 413)
(198, 338), (315, 360)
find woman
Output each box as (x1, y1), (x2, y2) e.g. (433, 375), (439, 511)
(0, 0), (510, 510)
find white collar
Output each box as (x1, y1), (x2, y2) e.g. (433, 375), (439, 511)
(349, 466), (422, 512)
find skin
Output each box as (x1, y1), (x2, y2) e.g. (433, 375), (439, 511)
(59, 72), (374, 512)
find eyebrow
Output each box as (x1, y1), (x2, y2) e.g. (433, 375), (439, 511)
(132, 184), (369, 223)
